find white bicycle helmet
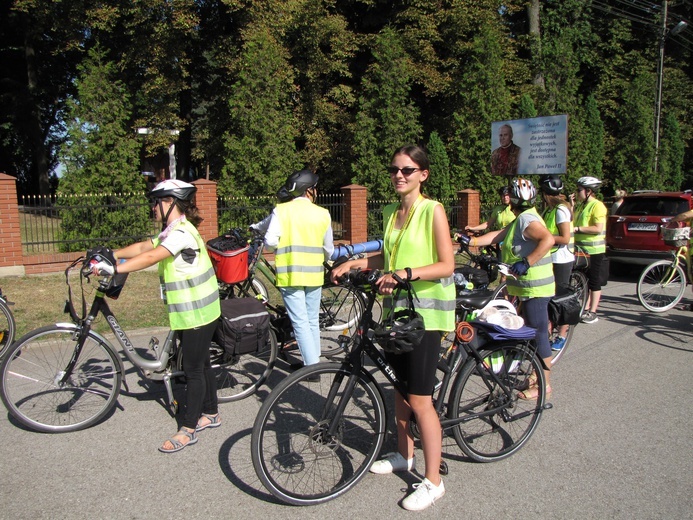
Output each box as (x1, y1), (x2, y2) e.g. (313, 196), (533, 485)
(149, 179), (197, 201)
(577, 176), (602, 191)
(509, 178), (537, 208)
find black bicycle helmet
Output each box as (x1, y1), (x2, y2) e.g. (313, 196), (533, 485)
(374, 309), (425, 354)
(498, 185), (510, 196)
(283, 170), (319, 197)
(509, 178), (537, 208)
(276, 185), (294, 203)
(539, 175), (564, 196)
(149, 179), (197, 201)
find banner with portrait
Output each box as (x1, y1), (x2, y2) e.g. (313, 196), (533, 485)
(490, 115), (568, 176)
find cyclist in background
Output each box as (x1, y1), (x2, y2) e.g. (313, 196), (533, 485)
(540, 175), (575, 351)
(331, 145), (455, 511)
(470, 178), (555, 399)
(573, 176), (607, 324)
(92, 180), (221, 453)
(262, 170), (334, 369)
(465, 185), (516, 233)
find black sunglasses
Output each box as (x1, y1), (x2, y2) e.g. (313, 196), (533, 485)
(387, 166), (420, 176)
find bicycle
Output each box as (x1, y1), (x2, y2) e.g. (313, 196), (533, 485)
(214, 229), (369, 358)
(250, 268), (549, 505)
(456, 235), (588, 366)
(0, 288), (16, 358)
(0, 250), (278, 433)
(636, 224), (691, 312)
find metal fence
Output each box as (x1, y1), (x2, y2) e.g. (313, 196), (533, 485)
(19, 194), (160, 254)
(216, 193), (346, 239)
(19, 192), (347, 254)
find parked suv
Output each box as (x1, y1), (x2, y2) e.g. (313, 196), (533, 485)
(606, 190), (693, 266)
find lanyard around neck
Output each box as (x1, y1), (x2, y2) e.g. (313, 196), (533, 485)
(385, 195), (423, 272)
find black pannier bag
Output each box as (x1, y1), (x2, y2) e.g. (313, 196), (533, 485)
(454, 266), (490, 288)
(214, 297), (270, 357)
(548, 288), (582, 326)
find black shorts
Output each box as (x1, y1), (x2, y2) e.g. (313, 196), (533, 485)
(587, 253), (605, 291)
(385, 331), (442, 396)
(553, 261), (572, 295)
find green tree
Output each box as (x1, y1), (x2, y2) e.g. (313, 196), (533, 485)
(58, 44), (149, 251)
(425, 131), (452, 201)
(220, 23), (300, 197)
(351, 27), (422, 201)
(659, 113), (685, 190)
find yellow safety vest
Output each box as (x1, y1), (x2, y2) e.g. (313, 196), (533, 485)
(543, 204), (574, 254)
(274, 198), (331, 287)
(155, 220), (221, 330)
(382, 199), (455, 332)
(492, 204), (516, 231)
(574, 198), (607, 254)
(501, 207), (555, 298)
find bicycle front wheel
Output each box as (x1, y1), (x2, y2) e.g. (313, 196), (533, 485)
(212, 328), (278, 403)
(319, 285), (364, 357)
(0, 325), (122, 433)
(637, 260), (687, 312)
(0, 298), (16, 358)
(449, 342), (545, 462)
(251, 362), (386, 506)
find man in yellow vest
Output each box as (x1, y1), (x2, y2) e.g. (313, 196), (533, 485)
(573, 176), (607, 324)
(264, 170), (334, 369)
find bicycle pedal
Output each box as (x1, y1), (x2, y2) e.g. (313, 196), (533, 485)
(439, 460), (449, 475)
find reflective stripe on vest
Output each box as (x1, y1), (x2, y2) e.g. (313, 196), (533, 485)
(543, 204), (574, 254)
(274, 199), (331, 287)
(574, 199), (606, 254)
(382, 199), (455, 331)
(157, 220), (221, 330)
(501, 207), (555, 298)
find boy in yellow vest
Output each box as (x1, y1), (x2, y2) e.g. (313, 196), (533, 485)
(264, 170), (334, 369)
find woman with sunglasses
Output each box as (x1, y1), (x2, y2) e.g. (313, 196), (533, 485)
(331, 145), (455, 511)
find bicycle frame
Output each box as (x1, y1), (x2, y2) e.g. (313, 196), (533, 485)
(323, 278), (541, 440)
(60, 273), (184, 408)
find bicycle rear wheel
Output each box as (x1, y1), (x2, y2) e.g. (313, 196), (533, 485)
(550, 270), (588, 366)
(0, 325), (122, 433)
(0, 298), (16, 358)
(448, 342), (545, 462)
(251, 362), (386, 505)
(637, 260), (687, 312)
(319, 285), (364, 357)
(212, 328), (277, 403)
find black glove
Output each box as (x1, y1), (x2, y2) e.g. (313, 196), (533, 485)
(456, 234), (471, 246)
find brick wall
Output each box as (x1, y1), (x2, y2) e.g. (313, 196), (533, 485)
(0, 175), (482, 276)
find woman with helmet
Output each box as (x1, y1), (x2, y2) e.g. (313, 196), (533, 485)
(465, 185), (516, 233)
(331, 145), (455, 511)
(573, 176), (607, 324)
(263, 170), (334, 371)
(91, 180), (221, 453)
(471, 178), (556, 399)
(539, 175), (575, 351)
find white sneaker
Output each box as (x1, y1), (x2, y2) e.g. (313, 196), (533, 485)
(402, 478), (445, 511)
(369, 452), (415, 474)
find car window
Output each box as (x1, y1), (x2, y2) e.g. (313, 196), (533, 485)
(618, 197), (689, 217)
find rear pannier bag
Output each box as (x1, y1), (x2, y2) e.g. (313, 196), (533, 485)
(215, 297), (270, 356)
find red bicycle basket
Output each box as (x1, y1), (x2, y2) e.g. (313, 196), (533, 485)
(207, 244), (250, 284)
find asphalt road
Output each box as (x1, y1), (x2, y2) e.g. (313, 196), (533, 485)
(1, 271), (691, 520)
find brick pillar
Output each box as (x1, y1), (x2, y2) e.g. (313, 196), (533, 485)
(193, 179), (218, 242)
(457, 189), (480, 231)
(340, 184), (368, 244)
(0, 173), (24, 276)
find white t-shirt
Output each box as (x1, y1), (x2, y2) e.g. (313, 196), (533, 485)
(552, 204), (575, 265)
(158, 224), (203, 277)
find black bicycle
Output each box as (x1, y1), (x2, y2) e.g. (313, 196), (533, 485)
(0, 288), (16, 358)
(250, 269), (549, 505)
